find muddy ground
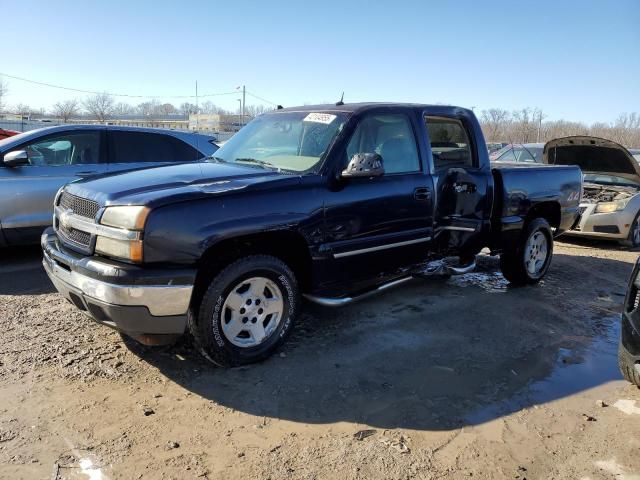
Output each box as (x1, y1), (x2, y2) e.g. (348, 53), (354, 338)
(1, 239), (640, 480)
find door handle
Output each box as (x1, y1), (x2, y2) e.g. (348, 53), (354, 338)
(414, 187), (431, 201)
(76, 171), (97, 178)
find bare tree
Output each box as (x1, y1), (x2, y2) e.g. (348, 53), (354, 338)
(179, 102), (199, 116)
(0, 79), (8, 113)
(52, 99), (80, 122)
(159, 103), (176, 115)
(479, 107), (640, 148)
(244, 104), (270, 118)
(113, 102), (135, 116)
(14, 103), (32, 119)
(480, 108), (510, 142)
(83, 93), (114, 123)
(137, 99), (161, 117)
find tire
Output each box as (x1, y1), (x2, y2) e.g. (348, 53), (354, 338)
(622, 211), (640, 248)
(619, 343), (640, 387)
(500, 218), (553, 286)
(189, 255), (299, 367)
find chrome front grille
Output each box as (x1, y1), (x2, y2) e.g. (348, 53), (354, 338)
(58, 222), (92, 247)
(59, 192), (99, 219)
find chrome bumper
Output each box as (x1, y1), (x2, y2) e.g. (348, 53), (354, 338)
(42, 232), (193, 317)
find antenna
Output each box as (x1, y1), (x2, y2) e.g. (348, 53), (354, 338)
(336, 92), (344, 106)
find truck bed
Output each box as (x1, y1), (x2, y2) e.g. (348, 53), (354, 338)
(491, 162), (582, 248)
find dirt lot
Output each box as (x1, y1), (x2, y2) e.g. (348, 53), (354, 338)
(1, 239), (640, 480)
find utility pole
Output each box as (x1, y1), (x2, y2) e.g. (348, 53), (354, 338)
(536, 111), (543, 142)
(242, 85), (246, 128)
(195, 80), (199, 132)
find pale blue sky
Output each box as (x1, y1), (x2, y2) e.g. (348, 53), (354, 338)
(1, 0), (638, 123)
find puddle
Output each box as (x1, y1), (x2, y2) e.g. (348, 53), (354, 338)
(447, 271), (510, 293)
(467, 317), (621, 424)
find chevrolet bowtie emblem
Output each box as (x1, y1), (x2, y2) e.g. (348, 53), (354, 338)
(59, 209), (72, 228)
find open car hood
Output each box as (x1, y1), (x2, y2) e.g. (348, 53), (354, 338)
(544, 136), (640, 182)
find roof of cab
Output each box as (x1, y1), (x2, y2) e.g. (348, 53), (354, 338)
(275, 102), (471, 115)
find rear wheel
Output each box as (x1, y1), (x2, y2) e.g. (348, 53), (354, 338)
(619, 343), (640, 387)
(500, 218), (553, 286)
(189, 255), (299, 367)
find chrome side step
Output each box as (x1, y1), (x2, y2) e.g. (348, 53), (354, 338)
(303, 277), (413, 307)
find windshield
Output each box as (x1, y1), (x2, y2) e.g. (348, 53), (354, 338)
(583, 173), (640, 188)
(211, 111), (349, 173)
(494, 144), (543, 163)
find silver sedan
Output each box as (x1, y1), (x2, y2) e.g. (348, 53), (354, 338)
(546, 137), (640, 247)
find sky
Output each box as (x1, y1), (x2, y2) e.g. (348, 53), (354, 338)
(0, 0), (638, 124)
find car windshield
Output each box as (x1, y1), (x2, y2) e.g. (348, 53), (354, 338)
(583, 173), (640, 188)
(211, 111), (349, 173)
(495, 144), (543, 163)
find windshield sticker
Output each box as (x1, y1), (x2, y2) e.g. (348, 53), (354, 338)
(303, 113), (337, 125)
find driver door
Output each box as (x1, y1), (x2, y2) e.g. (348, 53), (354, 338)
(0, 130), (107, 243)
(322, 111), (434, 292)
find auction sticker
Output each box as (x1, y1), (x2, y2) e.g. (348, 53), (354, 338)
(303, 112), (337, 124)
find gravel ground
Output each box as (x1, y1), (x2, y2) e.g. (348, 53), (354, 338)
(1, 239), (640, 479)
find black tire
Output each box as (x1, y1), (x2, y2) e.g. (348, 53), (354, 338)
(500, 218), (553, 286)
(189, 255), (299, 367)
(619, 343), (640, 387)
(622, 211), (640, 248)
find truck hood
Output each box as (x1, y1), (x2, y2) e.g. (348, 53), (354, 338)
(544, 136), (640, 182)
(64, 161), (298, 207)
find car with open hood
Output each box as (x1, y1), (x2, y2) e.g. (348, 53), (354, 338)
(546, 136), (640, 247)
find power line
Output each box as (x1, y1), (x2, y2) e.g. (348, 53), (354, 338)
(0, 72), (238, 100)
(245, 90), (278, 106)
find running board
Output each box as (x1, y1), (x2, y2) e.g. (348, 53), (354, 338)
(303, 277), (413, 307)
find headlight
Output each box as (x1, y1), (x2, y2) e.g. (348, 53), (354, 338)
(95, 206), (149, 262)
(100, 206), (150, 230)
(595, 199), (630, 214)
(95, 237), (144, 263)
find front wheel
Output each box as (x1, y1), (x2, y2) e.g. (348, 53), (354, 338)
(622, 211), (640, 248)
(500, 218), (553, 286)
(189, 255), (299, 367)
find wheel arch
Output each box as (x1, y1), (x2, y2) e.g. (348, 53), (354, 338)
(191, 229), (313, 309)
(525, 201), (561, 229)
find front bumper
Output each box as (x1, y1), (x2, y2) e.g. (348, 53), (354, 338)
(42, 229), (196, 344)
(565, 203), (634, 240)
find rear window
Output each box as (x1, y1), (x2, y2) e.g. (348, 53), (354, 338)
(424, 116), (474, 169)
(110, 131), (202, 163)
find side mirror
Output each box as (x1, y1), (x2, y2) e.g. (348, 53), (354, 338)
(341, 153), (384, 178)
(3, 150), (29, 167)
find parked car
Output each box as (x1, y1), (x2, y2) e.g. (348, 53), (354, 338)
(0, 128), (20, 140)
(42, 103), (582, 366)
(0, 125), (218, 246)
(546, 136), (640, 247)
(486, 142), (507, 155)
(490, 143), (545, 163)
(619, 256), (640, 387)
(629, 148), (640, 163)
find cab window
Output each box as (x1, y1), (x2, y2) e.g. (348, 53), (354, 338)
(424, 116), (474, 169)
(346, 113), (420, 174)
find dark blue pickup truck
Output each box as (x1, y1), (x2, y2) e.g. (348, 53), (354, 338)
(42, 103), (582, 366)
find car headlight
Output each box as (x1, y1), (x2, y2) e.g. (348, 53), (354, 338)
(595, 199), (630, 214)
(95, 206), (149, 262)
(99, 206), (150, 230)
